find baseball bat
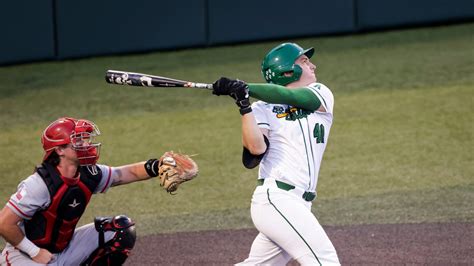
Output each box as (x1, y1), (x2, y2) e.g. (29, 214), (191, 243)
(105, 70), (213, 90)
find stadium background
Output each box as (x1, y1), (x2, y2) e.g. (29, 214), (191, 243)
(2, 0), (473, 65)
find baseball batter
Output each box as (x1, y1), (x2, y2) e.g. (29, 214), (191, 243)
(0, 117), (196, 265)
(213, 43), (340, 265)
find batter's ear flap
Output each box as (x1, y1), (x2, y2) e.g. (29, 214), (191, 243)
(242, 135), (270, 169)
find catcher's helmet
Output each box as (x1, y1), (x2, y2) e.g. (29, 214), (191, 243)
(42, 117), (101, 165)
(261, 43), (314, 86)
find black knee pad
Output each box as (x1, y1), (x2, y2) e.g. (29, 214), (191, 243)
(81, 215), (136, 266)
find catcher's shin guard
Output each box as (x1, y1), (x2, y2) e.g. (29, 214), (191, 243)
(81, 215), (136, 266)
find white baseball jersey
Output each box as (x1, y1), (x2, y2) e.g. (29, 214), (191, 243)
(253, 82), (334, 192)
(239, 82), (339, 265)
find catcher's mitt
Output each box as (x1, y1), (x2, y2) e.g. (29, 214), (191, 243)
(158, 151), (198, 193)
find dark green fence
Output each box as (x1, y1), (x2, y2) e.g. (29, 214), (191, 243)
(1, 0), (473, 65)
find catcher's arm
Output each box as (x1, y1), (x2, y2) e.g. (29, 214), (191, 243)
(111, 161), (157, 187)
(109, 152), (198, 193)
(0, 207), (53, 263)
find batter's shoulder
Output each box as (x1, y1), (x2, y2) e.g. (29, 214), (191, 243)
(307, 82), (334, 113)
(308, 82), (332, 92)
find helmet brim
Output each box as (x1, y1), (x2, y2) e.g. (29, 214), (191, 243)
(304, 47), (315, 59)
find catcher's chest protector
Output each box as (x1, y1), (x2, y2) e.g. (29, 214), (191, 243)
(24, 163), (102, 253)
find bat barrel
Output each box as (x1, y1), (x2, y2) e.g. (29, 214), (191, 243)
(105, 70), (154, 86)
(105, 70), (213, 90)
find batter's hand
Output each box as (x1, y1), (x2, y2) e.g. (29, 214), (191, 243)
(213, 77), (251, 115)
(230, 83), (251, 115)
(32, 248), (53, 264)
(212, 77), (242, 96)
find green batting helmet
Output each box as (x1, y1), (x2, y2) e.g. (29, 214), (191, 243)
(261, 43), (315, 86)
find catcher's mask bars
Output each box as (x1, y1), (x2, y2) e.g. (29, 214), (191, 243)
(261, 43), (315, 86)
(42, 117), (101, 165)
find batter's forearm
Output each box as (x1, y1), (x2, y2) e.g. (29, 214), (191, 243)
(248, 83), (321, 111)
(242, 113), (267, 155)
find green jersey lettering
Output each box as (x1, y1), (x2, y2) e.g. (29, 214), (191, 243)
(313, 123), (325, 143)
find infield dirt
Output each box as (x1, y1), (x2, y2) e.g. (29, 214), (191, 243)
(126, 222), (473, 265)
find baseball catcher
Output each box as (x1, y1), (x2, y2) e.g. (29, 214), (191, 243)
(0, 117), (199, 265)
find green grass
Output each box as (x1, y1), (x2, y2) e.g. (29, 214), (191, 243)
(0, 23), (473, 247)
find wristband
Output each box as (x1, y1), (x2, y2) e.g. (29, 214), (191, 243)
(240, 106), (252, 115)
(144, 159), (159, 177)
(16, 237), (40, 258)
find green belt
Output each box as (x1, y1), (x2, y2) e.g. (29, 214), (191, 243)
(257, 179), (316, 202)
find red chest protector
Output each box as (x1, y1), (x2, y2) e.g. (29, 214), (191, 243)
(24, 162), (102, 253)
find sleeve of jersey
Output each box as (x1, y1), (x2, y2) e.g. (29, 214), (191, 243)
(94, 164), (114, 194)
(6, 175), (50, 220)
(306, 83), (334, 114)
(251, 101), (270, 130)
(248, 83), (321, 111)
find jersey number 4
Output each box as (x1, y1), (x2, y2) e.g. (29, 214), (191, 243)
(313, 123), (325, 143)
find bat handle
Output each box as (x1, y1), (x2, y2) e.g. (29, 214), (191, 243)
(185, 82), (214, 90)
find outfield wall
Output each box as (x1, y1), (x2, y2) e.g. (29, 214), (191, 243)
(1, 0), (473, 65)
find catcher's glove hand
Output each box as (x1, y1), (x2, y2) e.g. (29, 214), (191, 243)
(158, 151), (198, 193)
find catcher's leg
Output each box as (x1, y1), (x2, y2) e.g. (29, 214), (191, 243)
(80, 215), (136, 266)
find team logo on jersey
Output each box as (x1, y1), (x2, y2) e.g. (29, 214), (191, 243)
(273, 106), (311, 121)
(86, 165), (99, 175)
(15, 188), (26, 201)
(69, 199), (81, 208)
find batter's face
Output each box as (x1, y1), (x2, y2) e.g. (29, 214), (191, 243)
(295, 55), (317, 84)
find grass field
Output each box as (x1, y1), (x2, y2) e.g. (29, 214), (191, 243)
(0, 23), (472, 247)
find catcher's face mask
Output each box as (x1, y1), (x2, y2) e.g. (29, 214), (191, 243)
(42, 117), (101, 165)
(70, 119), (101, 165)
